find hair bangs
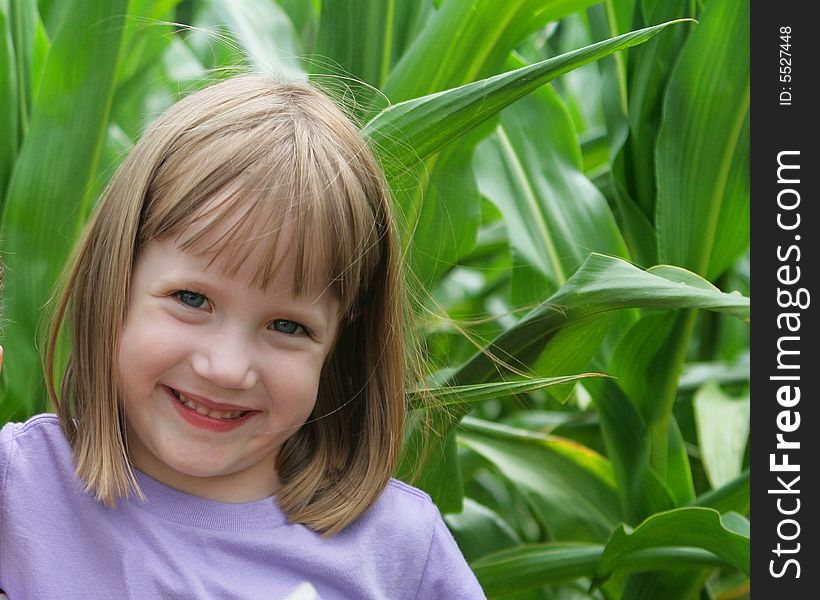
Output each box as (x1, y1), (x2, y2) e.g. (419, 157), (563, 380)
(138, 108), (383, 317)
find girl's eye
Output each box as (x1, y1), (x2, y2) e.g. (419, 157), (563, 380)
(270, 319), (305, 336)
(174, 290), (210, 310)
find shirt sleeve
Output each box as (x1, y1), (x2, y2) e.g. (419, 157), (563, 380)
(0, 421), (16, 575)
(414, 511), (487, 600)
(0, 422), (14, 512)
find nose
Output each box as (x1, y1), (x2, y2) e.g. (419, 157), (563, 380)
(190, 328), (258, 390)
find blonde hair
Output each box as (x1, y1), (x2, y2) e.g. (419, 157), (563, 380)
(46, 75), (407, 536)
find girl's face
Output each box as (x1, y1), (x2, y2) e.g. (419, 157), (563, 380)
(117, 232), (340, 502)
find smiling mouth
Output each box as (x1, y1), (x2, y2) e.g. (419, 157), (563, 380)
(167, 387), (252, 421)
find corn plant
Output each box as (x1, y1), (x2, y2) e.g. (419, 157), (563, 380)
(1, 0), (749, 598)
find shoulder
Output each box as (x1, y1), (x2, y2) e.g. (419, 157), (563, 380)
(345, 479), (486, 599)
(3, 412), (63, 432)
(1, 413), (73, 489)
(1, 413), (68, 456)
(376, 478), (437, 515)
(355, 478), (439, 538)
(2, 412), (64, 434)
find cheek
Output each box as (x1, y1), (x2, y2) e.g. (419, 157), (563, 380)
(118, 318), (188, 388)
(263, 356), (323, 413)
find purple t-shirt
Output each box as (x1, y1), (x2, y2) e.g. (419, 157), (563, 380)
(0, 414), (485, 599)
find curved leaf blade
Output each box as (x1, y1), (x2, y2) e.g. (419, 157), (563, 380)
(472, 543), (724, 596)
(401, 254), (750, 483)
(454, 253), (749, 390)
(364, 19), (693, 175)
(384, 0), (601, 102)
(473, 543), (605, 594)
(598, 508), (750, 578)
(411, 373), (605, 408)
(459, 417), (620, 543)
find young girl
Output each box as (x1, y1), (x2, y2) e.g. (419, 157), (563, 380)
(0, 75), (485, 599)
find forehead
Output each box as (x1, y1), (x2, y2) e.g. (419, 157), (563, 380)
(143, 235), (338, 311)
(166, 190), (333, 299)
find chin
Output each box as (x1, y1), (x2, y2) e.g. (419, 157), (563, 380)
(150, 444), (234, 479)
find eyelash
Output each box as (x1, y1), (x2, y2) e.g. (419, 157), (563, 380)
(171, 290), (310, 337)
(270, 319), (308, 336)
(174, 290), (210, 310)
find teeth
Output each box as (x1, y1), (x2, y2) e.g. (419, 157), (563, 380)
(174, 390), (248, 420)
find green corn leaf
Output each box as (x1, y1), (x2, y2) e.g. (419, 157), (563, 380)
(383, 0), (601, 102)
(587, 378), (676, 525)
(34, 0), (60, 37)
(420, 246), (512, 373)
(453, 253), (749, 390)
(445, 497), (524, 563)
(597, 508), (750, 579)
(29, 12), (48, 103)
(9, 0), (37, 133)
(527, 313), (617, 404)
(473, 543), (605, 594)
(388, 0), (435, 74)
(415, 427), (463, 514)
(598, 0), (634, 89)
(472, 542), (723, 597)
(364, 19), (692, 176)
(609, 177), (658, 268)
(207, 0), (306, 81)
(310, 0), (433, 123)
(679, 357), (749, 391)
(312, 0), (428, 90)
(655, 0), (749, 280)
(0, 0), (18, 202)
(279, 0), (318, 55)
(117, 0), (184, 88)
(0, 0), (128, 418)
(618, 569), (713, 600)
(474, 58), (628, 298)
(398, 135), (484, 288)
(691, 469), (750, 516)
(110, 0), (185, 144)
(665, 417), (695, 505)
(382, 20), (688, 293)
(694, 382), (750, 490)
(607, 309), (698, 478)
(648, 263), (726, 292)
(609, 312), (677, 425)
(604, 269), (734, 483)
(620, 0), (693, 220)
(401, 253), (749, 495)
(459, 417), (620, 542)
(410, 373), (605, 409)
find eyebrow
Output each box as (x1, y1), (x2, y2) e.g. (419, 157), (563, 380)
(155, 272), (339, 316)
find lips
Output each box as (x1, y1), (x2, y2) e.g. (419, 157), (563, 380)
(162, 385), (259, 432)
